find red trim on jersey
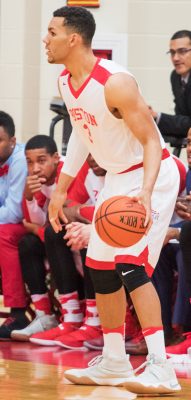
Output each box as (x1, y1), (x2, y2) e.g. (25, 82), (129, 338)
(172, 155), (186, 195)
(115, 255), (154, 277)
(60, 68), (69, 77)
(118, 148), (170, 174)
(86, 256), (115, 270)
(68, 58), (100, 99)
(34, 191), (47, 208)
(145, 262), (154, 278)
(115, 246), (151, 270)
(92, 64), (112, 85)
(79, 205), (95, 222)
(86, 246), (151, 272)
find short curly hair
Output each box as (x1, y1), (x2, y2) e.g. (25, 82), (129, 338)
(25, 135), (58, 155)
(0, 111), (15, 137)
(53, 6), (96, 46)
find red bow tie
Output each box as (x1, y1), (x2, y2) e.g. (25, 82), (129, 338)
(0, 164), (9, 177)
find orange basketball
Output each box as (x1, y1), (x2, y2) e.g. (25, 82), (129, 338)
(94, 195), (146, 248)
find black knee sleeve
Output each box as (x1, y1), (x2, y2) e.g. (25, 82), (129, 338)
(116, 263), (150, 293)
(88, 268), (122, 294)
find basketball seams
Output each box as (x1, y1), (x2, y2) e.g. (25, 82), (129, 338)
(99, 202), (126, 247)
(95, 198), (128, 246)
(95, 209), (146, 222)
(100, 217), (127, 247)
(94, 195), (146, 248)
(95, 210), (145, 235)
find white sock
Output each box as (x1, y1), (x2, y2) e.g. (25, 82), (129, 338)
(103, 332), (126, 359)
(143, 327), (166, 359)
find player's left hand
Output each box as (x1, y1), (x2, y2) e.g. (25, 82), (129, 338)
(130, 189), (153, 234)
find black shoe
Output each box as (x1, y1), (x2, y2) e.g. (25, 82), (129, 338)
(0, 316), (29, 341)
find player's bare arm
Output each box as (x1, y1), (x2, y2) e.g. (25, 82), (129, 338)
(105, 73), (162, 230)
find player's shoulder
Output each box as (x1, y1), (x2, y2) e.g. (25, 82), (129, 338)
(98, 58), (127, 73)
(92, 58), (133, 87)
(98, 59), (133, 80)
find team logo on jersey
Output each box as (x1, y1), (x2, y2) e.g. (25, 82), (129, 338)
(69, 107), (97, 126)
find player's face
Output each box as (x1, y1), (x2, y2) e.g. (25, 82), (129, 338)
(169, 37), (191, 77)
(186, 129), (191, 168)
(43, 17), (75, 64)
(0, 127), (15, 164)
(25, 148), (59, 185)
(87, 154), (106, 176)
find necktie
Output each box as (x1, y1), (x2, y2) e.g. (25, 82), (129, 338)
(0, 164), (9, 177)
(181, 79), (187, 93)
(186, 169), (191, 194)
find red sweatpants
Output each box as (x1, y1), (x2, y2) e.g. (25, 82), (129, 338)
(0, 224), (27, 307)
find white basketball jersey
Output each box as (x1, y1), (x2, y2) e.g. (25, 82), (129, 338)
(59, 58), (165, 174)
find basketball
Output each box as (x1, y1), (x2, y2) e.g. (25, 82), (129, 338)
(94, 195), (146, 248)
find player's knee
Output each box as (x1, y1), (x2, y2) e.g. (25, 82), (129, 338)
(116, 263), (150, 293)
(88, 268), (123, 294)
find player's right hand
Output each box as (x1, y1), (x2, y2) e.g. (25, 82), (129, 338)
(48, 190), (68, 233)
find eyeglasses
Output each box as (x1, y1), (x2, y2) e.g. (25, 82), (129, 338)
(166, 48), (191, 57)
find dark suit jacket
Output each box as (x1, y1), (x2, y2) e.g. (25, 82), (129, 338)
(158, 70), (191, 137)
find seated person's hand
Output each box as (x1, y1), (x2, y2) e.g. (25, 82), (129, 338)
(64, 222), (92, 250)
(163, 227), (180, 247)
(23, 219), (40, 235)
(175, 195), (191, 220)
(25, 175), (46, 200)
(63, 201), (94, 224)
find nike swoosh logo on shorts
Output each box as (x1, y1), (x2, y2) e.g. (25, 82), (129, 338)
(122, 270), (134, 276)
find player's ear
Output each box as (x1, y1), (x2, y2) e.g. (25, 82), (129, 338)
(69, 32), (82, 47)
(53, 152), (60, 164)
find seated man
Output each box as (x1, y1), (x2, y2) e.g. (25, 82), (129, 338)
(11, 142), (103, 344)
(11, 134), (88, 340)
(0, 111), (28, 340)
(29, 154), (106, 348)
(150, 30), (191, 139)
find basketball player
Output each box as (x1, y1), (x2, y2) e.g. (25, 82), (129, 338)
(45, 6), (181, 394)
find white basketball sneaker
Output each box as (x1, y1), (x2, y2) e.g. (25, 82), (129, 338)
(124, 354), (181, 394)
(64, 353), (134, 386)
(11, 311), (58, 341)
